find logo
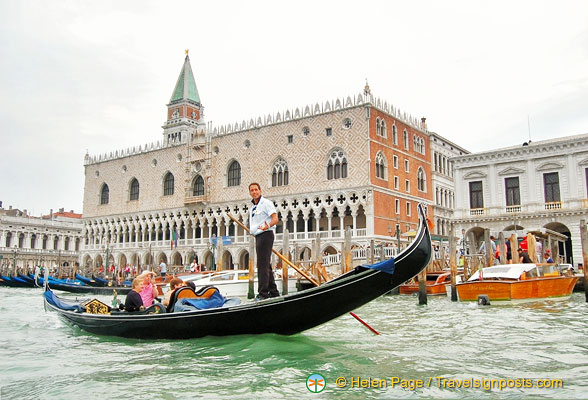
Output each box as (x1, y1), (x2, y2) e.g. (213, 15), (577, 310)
(306, 373), (326, 393)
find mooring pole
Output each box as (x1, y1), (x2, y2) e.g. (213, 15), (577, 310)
(418, 268), (427, 305)
(449, 224), (458, 301)
(282, 228), (289, 296)
(248, 238), (255, 299)
(498, 232), (506, 265)
(580, 219), (588, 303)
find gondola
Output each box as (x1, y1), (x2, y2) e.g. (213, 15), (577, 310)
(0, 275), (36, 288)
(75, 273), (108, 287)
(44, 280), (132, 295)
(43, 204), (432, 339)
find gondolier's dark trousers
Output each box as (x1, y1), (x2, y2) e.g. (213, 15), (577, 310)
(255, 231), (279, 298)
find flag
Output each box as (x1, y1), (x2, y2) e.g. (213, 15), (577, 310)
(171, 229), (178, 249)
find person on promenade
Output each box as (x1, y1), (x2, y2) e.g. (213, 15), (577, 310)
(159, 261), (167, 278)
(517, 248), (532, 263)
(248, 182), (279, 301)
(125, 277), (145, 312)
(479, 236), (497, 260)
(163, 277), (184, 307)
(505, 240), (512, 264)
(138, 270), (159, 307)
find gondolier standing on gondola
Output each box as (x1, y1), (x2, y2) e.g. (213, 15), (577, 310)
(248, 182), (280, 301)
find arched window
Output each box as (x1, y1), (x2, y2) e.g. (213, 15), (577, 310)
(375, 151), (387, 180)
(228, 160), (241, 187)
(164, 172), (174, 196)
(129, 178), (139, 201)
(193, 175), (204, 196)
(381, 120), (387, 137)
(272, 158), (289, 187)
(376, 118), (381, 136)
(100, 184), (109, 205)
(403, 129), (409, 150)
(327, 149), (348, 180)
(417, 167), (426, 192)
(413, 136), (425, 154)
(392, 125), (397, 145)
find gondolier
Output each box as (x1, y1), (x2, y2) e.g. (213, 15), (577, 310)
(248, 182), (279, 300)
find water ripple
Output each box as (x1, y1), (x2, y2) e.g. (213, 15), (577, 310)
(0, 288), (587, 399)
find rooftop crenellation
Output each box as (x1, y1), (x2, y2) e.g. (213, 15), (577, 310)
(84, 92), (425, 165)
(212, 92), (426, 137)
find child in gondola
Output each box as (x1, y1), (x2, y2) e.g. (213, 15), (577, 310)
(163, 278), (184, 307)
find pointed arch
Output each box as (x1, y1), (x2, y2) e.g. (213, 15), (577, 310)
(227, 160), (241, 187)
(100, 183), (109, 205)
(375, 151), (387, 180)
(163, 172), (174, 195)
(272, 158), (289, 187)
(417, 167), (427, 192)
(193, 175), (205, 196)
(327, 148), (348, 180)
(129, 178), (139, 201)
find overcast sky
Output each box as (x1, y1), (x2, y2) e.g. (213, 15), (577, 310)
(1, 0), (587, 216)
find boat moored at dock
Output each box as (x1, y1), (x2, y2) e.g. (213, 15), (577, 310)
(456, 263), (578, 303)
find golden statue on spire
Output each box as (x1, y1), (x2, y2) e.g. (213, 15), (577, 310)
(185, 49), (189, 55)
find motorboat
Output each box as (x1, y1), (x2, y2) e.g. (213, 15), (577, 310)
(173, 269), (309, 298)
(456, 263), (578, 303)
(399, 270), (451, 296)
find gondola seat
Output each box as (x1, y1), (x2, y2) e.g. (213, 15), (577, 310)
(166, 285), (219, 313)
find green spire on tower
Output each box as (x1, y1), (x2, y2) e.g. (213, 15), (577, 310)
(169, 50), (201, 105)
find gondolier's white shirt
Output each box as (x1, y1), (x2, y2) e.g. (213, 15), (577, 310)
(249, 196), (276, 236)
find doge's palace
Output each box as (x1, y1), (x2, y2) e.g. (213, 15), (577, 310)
(80, 53), (435, 272)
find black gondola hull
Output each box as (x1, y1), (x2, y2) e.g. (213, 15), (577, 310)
(48, 282), (132, 295)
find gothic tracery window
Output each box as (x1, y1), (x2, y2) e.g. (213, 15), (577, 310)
(327, 149), (348, 180)
(272, 158), (289, 187)
(417, 167), (426, 192)
(375, 151), (387, 180)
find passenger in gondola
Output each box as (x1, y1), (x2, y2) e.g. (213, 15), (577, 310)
(138, 270), (159, 307)
(545, 250), (554, 263)
(124, 277), (145, 312)
(163, 277), (184, 307)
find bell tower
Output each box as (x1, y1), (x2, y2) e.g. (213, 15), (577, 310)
(163, 50), (206, 145)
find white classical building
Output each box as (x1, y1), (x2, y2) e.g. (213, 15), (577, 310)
(0, 207), (83, 275)
(429, 132), (469, 237)
(451, 134), (588, 265)
(80, 53), (438, 272)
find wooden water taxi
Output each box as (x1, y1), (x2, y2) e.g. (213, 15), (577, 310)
(399, 271), (451, 295)
(456, 263), (578, 302)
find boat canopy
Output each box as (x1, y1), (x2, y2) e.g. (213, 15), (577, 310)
(468, 264), (537, 281)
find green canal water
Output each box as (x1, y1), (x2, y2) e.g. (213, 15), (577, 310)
(0, 287), (587, 399)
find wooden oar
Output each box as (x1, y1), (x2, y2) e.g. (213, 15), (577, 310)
(227, 213), (380, 335)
